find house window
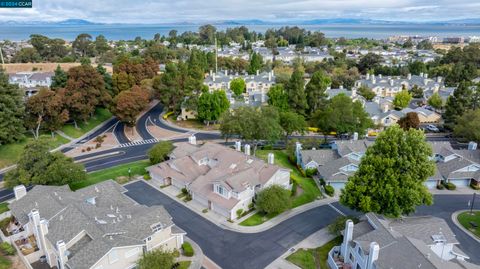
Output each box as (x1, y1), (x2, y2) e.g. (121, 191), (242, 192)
(216, 185), (226, 196)
(109, 250), (119, 264)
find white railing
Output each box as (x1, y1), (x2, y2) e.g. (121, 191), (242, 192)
(328, 246), (341, 269)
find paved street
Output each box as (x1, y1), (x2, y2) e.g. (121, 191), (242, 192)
(124, 180), (343, 269)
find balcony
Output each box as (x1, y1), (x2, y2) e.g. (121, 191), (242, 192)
(327, 246), (352, 269)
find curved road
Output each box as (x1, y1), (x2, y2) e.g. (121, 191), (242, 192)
(124, 181), (480, 269)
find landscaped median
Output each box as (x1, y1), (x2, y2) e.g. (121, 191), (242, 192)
(239, 150), (323, 226)
(456, 210), (480, 239)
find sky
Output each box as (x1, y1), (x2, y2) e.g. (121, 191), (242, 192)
(0, 0), (479, 23)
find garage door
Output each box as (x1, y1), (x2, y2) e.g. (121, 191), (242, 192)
(328, 182), (346, 191)
(424, 180), (438, 189)
(449, 179), (471, 187)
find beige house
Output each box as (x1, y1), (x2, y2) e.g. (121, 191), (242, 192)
(9, 180), (185, 269)
(147, 140), (291, 220)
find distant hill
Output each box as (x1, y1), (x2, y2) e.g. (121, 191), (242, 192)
(1, 19), (101, 25)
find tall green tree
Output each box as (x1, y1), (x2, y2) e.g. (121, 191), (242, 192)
(340, 125), (435, 217)
(94, 35), (110, 56)
(230, 78), (246, 96)
(256, 185), (291, 215)
(305, 70), (331, 115)
(313, 94), (372, 137)
(25, 88), (69, 138)
(358, 86), (375, 101)
(247, 52), (263, 75)
(267, 84), (289, 112)
(148, 141), (175, 164)
(279, 111), (306, 144)
(111, 86), (150, 127)
(51, 65), (68, 90)
(72, 33), (94, 57)
(0, 69), (25, 144)
(286, 68), (308, 115)
(197, 90), (230, 125)
(427, 92), (444, 110)
(393, 90), (412, 109)
(453, 109), (480, 143)
(4, 139), (86, 187)
(444, 82), (479, 125)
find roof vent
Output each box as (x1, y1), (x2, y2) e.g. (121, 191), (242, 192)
(431, 234), (446, 243)
(86, 197), (96, 206)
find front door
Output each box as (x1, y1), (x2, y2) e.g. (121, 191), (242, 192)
(208, 200), (212, 210)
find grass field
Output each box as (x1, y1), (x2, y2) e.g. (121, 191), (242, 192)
(286, 236), (342, 269)
(0, 134), (69, 169)
(61, 108), (112, 138)
(70, 160), (150, 191)
(0, 203), (8, 215)
(0, 255), (11, 269)
(457, 211), (480, 238)
(239, 150), (322, 226)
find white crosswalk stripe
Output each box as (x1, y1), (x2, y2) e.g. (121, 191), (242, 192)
(118, 138), (159, 148)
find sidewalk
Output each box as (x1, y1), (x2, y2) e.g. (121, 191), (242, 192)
(265, 227), (335, 269)
(430, 187), (480, 195)
(144, 179), (338, 233)
(177, 236), (204, 269)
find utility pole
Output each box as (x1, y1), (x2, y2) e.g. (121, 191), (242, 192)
(214, 36), (218, 74)
(470, 192), (476, 214)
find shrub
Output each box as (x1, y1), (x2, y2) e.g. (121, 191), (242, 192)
(471, 182), (480, 190)
(202, 209), (208, 213)
(436, 184), (445, 190)
(94, 135), (105, 144)
(95, 143), (101, 149)
(182, 242), (194, 257)
(0, 242), (15, 255)
(444, 182), (456, 190)
(143, 174), (151, 180)
(81, 149), (85, 153)
(184, 194), (192, 202)
(328, 216), (360, 236)
(248, 203), (254, 210)
(86, 147), (91, 151)
(325, 185), (335, 197)
(305, 168), (318, 178)
(148, 141), (175, 164)
(256, 185), (291, 215)
(236, 209), (244, 219)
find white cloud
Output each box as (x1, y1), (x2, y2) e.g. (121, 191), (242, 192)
(0, 0), (477, 23)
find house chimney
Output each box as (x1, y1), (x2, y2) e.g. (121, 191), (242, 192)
(468, 141), (478, 150)
(382, 103), (389, 113)
(341, 220), (354, 257)
(389, 79), (394, 86)
(295, 142), (302, 165)
(225, 70), (228, 76)
(271, 69), (274, 76)
(366, 73), (370, 80)
(38, 219), (52, 266)
(353, 132), (358, 141)
(424, 73), (428, 79)
(268, 72), (272, 82)
(28, 210), (41, 244)
(188, 135), (196, 145)
(378, 74), (382, 79)
(268, 153), (274, 164)
(420, 72), (424, 78)
(56, 240), (67, 269)
(434, 84), (439, 94)
(424, 78), (428, 86)
(366, 242), (380, 269)
(351, 88), (357, 97)
(407, 73), (412, 80)
(244, 144), (251, 156)
(437, 76), (442, 83)
(209, 70), (213, 77)
(256, 70), (259, 76)
(14, 185), (27, 200)
(235, 141), (241, 151)
(339, 85), (343, 90)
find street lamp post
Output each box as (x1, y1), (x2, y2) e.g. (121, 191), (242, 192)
(470, 192), (476, 214)
(128, 168), (131, 179)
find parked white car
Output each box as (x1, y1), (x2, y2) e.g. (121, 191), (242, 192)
(426, 124), (439, 132)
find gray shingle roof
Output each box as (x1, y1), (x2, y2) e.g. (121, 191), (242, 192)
(10, 180), (175, 269)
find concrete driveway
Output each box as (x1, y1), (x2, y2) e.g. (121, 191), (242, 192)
(124, 180), (344, 269)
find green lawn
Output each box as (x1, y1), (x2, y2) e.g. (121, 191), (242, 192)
(70, 160), (150, 190)
(457, 211), (480, 238)
(177, 261), (191, 269)
(239, 150), (322, 226)
(0, 203), (8, 215)
(0, 255), (11, 269)
(61, 108), (112, 138)
(0, 134), (69, 169)
(286, 236), (342, 269)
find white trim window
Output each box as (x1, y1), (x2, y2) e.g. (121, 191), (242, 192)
(215, 184), (228, 198)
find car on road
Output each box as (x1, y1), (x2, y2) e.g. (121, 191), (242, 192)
(426, 124), (440, 132)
